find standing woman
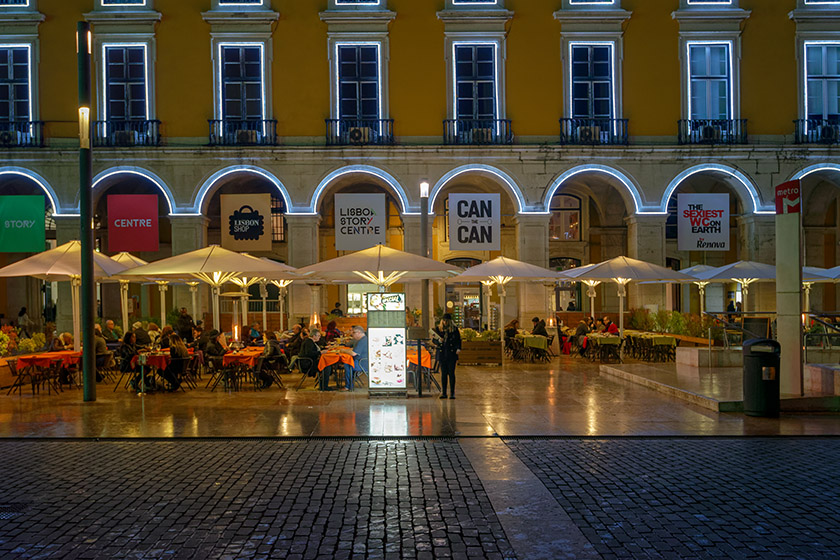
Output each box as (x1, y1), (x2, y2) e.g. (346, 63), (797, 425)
(434, 313), (461, 399)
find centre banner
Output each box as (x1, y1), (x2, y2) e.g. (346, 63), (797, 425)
(221, 193), (273, 252)
(335, 193), (387, 251)
(448, 193), (501, 251)
(677, 193), (729, 251)
(0, 195), (45, 253)
(108, 194), (159, 253)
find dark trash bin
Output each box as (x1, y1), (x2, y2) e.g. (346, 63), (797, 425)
(742, 338), (781, 417)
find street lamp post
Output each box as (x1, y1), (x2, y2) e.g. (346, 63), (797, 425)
(419, 180), (430, 398)
(77, 22), (95, 402)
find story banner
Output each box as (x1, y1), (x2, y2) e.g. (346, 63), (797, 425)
(448, 193), (501, 251)
(221, 193), (273, 252)
(677, 193), (729, 251)
(334, 193), (387, 251)
(0, 195), (46, 252)
(108, 194), (160, 253)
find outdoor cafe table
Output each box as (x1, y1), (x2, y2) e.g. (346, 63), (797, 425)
(131, 348), (194, 370)
(407, 347), (432, 369)
(222, 347), (264, 368)
(584, 334), (621, 363)
(318, 348), (354, 371)
(16, 351), (82, 369)
(515, 334), (549, 351)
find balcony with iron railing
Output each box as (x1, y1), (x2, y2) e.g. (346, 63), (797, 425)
(443, 119), (513, 145)
(559, 118), (628, 146)
(678, 119), (748, 145)
(0, 121), (45, 148)
(794, 118), (840, 145)
(92, 120), (161, 147)
(325, 118), (394, 146)
(208, 119), (278, 146)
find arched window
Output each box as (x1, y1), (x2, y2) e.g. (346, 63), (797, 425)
(550, 195), (581, 241)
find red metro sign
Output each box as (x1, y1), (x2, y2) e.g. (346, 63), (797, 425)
(775, 180), (801, 215)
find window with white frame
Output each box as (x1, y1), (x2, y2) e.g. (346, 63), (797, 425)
(687, 0), (732, 4)
(0, 0), (31, 6)
(806, 43), (840, 122)
(804, 0), (840, 4)
(569, 0), (615, 4)
(103, 45), (147, 121)
(335, 0), (381, 5)
(688, 42), (731, 120)
(452, 0), (499, 5)
(454, 43), (497, 121)
(549, 195), (581, 241)
(219, 44), (264, 122)
(337, 44), (380, 120)
(570, 43), (613, 119)
(101, 0), (146, 5)
(0, 45), (30, 122)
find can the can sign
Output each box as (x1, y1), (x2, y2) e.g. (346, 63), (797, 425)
(775, 180), (801, 215)
(448, 193), (501, 251)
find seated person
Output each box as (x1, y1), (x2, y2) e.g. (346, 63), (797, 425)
(52, 332), (73, 352)
(284, 324), (304, 357)
(249, 323), (262, 344)
(119, 332), (145, 391)
(93, 324), (112, 382)
(204, 330), (228, 358)
(531, 317), (549, 337)
(147, 323), (161, 347)
(342, 326), (368, 391)
(603, 316), (619, 335)
(298, 329), (324, 378)
(132, 321), (152, 347)
(158, 326), (174, 350)
(324, 321), (341, 344)
(574, 320), (589, 356)
(101, 319), (119, 342)
(161, 333), (190, 392)
(255, 332), (286, 389)
(504, 319), (519, 340)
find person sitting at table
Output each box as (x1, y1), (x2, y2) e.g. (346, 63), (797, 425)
(298, 329), (324, 379)
(204, 330), (227, 358)
(161, 333), (190, 392)
(254, 331), (286, 389)
(593, 318), (605, 333)
(193, 326), (209, 352)
(93, 324), (112, 381)
(249, 322), (262, 344)
(101, 319), (119, 342)
(324, 321), (341, 344)
(574, 320), (590, 357)
(603, 316), (619, 335)
(52, 332), (73, 351)
(147, 323), (161, 347)
(119, 332), (142, 391)
(342, 326), (368, 391)
(132, 321), (152, 347)
(158, 326), (174, 350)
(531, 317), (549, 337)
(504, 319), (519, 340)
(284, 324), (303, 357)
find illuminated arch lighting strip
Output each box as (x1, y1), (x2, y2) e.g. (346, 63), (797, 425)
(304, 165), (410, 215)
(791, 163), (840, 181)
(0, 168), (60, 214)
(429, 165), (532, 214)
(661, 164), (773, 215)
(89, 168), (175, 215)
(544, 165), (643, 214)
(192, 165), (292, 215)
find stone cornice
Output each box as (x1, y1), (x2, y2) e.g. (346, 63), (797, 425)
(437, 9), (513, 33)
(0, 10), (44, 36)
(672, 8), (750, 33)
(201, 9), (279, 29)
(553, 8), (631, 33)
(84, 10), (161, 27)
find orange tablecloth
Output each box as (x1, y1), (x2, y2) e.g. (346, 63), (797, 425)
(16, 351), (82, 369)
(222, 349), (263, 368)
(407, 347), (432, 369)
(318, 350), (354, 371)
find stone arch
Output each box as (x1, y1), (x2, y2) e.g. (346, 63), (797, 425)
(308, 165), (410, 215)
(430, 164), (527, 214)
(89, 166), (176, 214)
(0, 167), (59, 213)
(194, 165), (292, 215)
(661, 163), (769, 215)
(543, 164), (642, 215)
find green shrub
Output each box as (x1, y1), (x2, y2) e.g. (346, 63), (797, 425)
(460, 328), (478, 341)
(477, 329), (500, 341)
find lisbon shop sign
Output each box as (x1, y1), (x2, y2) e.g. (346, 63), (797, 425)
(448, 193), (501, 251)
(335, 193), (387, 251)
(0, 195), (46, 253)
(221, 193), (272, 252)
(677, 193), (729, 251)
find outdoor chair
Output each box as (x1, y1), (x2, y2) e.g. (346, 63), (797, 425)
(546, 334), (556, 357)
(167, 357), (191, 392)
(291, 356), (316, 390)
(5, 359), (31, 396)
(260, 356), (286, 389)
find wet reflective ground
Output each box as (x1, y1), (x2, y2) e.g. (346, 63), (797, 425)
(1, 356), (838, 438)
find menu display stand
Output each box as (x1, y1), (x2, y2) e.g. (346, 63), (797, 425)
(366, 292), (407, 397)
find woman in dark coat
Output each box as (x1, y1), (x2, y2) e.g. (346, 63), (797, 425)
(433, 313), (461, 399)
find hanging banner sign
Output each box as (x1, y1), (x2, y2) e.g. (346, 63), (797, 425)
(335, 193), (387, 251)
(221, 193), (273, 252)
(677, 193), (729, 251)
(775, 180), (801, 215)
(0, 195), (45, 253)
(108, 194), (159, 253)
(448, 193), (501, 251)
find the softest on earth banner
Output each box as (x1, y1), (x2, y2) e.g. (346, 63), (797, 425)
(334, 193), (387, 251)
(448, 193), (501, 251)
(108, 194), (159, 253)
(221, 193), (273, 252)
(677, 193), (729, 251)
(0, 195), (45, 252)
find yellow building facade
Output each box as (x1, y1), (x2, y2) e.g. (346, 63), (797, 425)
(1, 0), (839, 330)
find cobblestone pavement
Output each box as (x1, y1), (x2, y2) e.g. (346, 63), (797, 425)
(506, 437), (840, 560)
(0, 440), (515, 560)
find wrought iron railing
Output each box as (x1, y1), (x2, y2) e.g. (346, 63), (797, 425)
(208, 119), (278, 146)
(678, 119), (748, 145)
(92, 120), (161, 147)
(559, 118), (628, 146)
(794, 119), (840, 144)
(443, 119), (513, 145)
(325, 118), (394, 146)
(0, 121), (45, 148)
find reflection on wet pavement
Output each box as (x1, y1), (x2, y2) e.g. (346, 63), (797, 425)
(1, 356), (838, 438)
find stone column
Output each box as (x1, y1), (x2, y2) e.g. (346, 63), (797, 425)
(626, 214), (667, 312)
(401, 215), (425, 315)
(285, 214), (321, 324)
(514, 214), (550, 325)
(53, 215), (81, 335)
(737, 215), (776, 311)
(594, 227), (627, 316)
(169, 215), (209, 320)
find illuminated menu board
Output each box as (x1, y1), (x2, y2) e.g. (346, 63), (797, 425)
(366, 292), (406, 393)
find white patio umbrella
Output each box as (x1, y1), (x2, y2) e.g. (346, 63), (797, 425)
(561, 256), (694, 339)
(558, 263), (600, 319)
(228, 258), (301, 336)
(693, 261), (776, 313)
(108, 252), (148, 334)
(121, 245), (293, 331)
(640, 264), (718, 315)
(0, 241), (128, 350)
